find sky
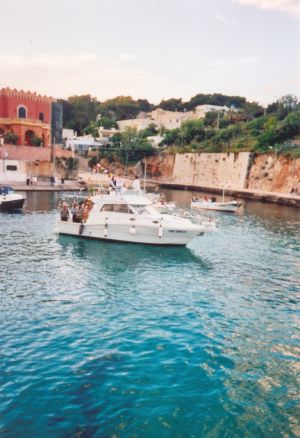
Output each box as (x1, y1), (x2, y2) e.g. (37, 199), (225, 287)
(0, 0), (299, 106)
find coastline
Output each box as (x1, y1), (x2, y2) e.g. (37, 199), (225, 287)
(156, 181), (300, 208)
(3, 177), (300, 207)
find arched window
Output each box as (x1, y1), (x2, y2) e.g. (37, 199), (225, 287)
(39, 112), (44, 122)
(18, 106), (27, 118)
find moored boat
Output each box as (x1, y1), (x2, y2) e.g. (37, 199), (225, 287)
(0, 186), (25, 212)
(57, 191), (215, 246)
(191, 198), (241, 213)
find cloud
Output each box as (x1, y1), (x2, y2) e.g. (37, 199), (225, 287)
(232, 0), (300, 18)
(0, 53), (156, 101)
(212, 56), (258, 70)
(119, 53), (137, 63)
(215, 14), (237, 24)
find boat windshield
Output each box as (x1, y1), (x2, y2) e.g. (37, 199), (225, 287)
(100, 203), (135, 214)
(0, 187), (14, 195)
(131, 204), (160, 216)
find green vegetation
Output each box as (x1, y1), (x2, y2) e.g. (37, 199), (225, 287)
(55, 157), (79, 178)
(4, 132), (19, 145)
(159, 95), (300, 158)
(30, 135), (43, 147)
(98, 127), (156, 164)
(59, 92), (300, 160)
(59, 95), (153, 135)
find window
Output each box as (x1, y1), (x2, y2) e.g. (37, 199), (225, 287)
(114, 204), (130, 213)
(101, 204), (132, 213)
(18, 107), (26, 118)
(6, 165), (17, 171)
(39, 112), (44, 122)
(101, 204), (114, 212)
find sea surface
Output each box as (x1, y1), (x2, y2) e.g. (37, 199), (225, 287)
(0, 190), (300, 438)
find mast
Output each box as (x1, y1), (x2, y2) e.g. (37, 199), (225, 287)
(143, 158), (146, 191)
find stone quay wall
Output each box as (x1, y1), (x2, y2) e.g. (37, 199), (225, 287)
(146, 152), (300, 195)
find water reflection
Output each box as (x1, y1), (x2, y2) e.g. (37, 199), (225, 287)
(23, 191), (61, 212)
(58, 234), (212, 270)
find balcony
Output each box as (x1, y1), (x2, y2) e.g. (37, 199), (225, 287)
(0, 117), (50, 128)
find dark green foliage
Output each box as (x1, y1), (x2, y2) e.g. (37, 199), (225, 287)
(97, 117), (118, 129)
(103, 127), (156, 163)
(97, 96), (153, 121)
(266, 95), (300, 119)
(4, 132), (19, 145)
(58, 95), (98, 135)
(30, 135), (43, 147)
(157, 98), (184, 112)
(185, 93), (247, 110)
(140, 123), (158, 138)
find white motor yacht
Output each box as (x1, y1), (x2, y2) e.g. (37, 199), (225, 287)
(0, 186), (25, 212)
(57, 191), (215, 246)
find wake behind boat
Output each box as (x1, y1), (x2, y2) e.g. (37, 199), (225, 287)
(57, 191), (215, 246)
(0, 186), (25, 212)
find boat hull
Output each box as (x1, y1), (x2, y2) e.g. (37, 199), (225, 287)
(0, 198), (25, 212)
(57, 220), (203, 246)
(191, 201), (240, 213)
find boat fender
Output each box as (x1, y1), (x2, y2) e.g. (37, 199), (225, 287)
(104, 218), (108, 238)
(158, 223), (163, 238)
(79, 224), (84, 235)
(129, 226), (136, 235)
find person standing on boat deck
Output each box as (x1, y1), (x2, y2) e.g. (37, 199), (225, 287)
(110, 175), (116, 190)
(75, 202), (84, 223)
(132, 176), (141, 194)
(70, 201), (77, 222)
(115, 176), (124, 195)
(60, 203), (70, 221)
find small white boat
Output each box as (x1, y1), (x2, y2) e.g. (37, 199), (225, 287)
(0, 186), (25, 212)
(152, 201), (177, 212)
(191, 198), (241, 213)
(57, 191), (215, 246)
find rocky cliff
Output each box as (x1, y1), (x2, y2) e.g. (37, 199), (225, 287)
(145, 152), (300, 194)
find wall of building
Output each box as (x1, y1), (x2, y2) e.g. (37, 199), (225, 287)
(0, 160), (27, 182)
(1, 144), (51, 161)
(0, 88), (52, 122)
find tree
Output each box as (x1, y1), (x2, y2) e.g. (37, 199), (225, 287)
(140, 123), (158, 138)
(98, 96), (142, 120)
(55, 157), (79, 178)
(266, 95), (300, 120)
(157, 98), (183, 112)
(59, 95), (98, 134)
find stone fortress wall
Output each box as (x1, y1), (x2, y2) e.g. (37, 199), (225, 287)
(147, 152), (300, 194)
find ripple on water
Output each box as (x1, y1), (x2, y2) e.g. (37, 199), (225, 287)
(0, 199), (300, 437)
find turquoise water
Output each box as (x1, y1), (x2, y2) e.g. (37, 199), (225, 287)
(1, 191), (300, 438)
